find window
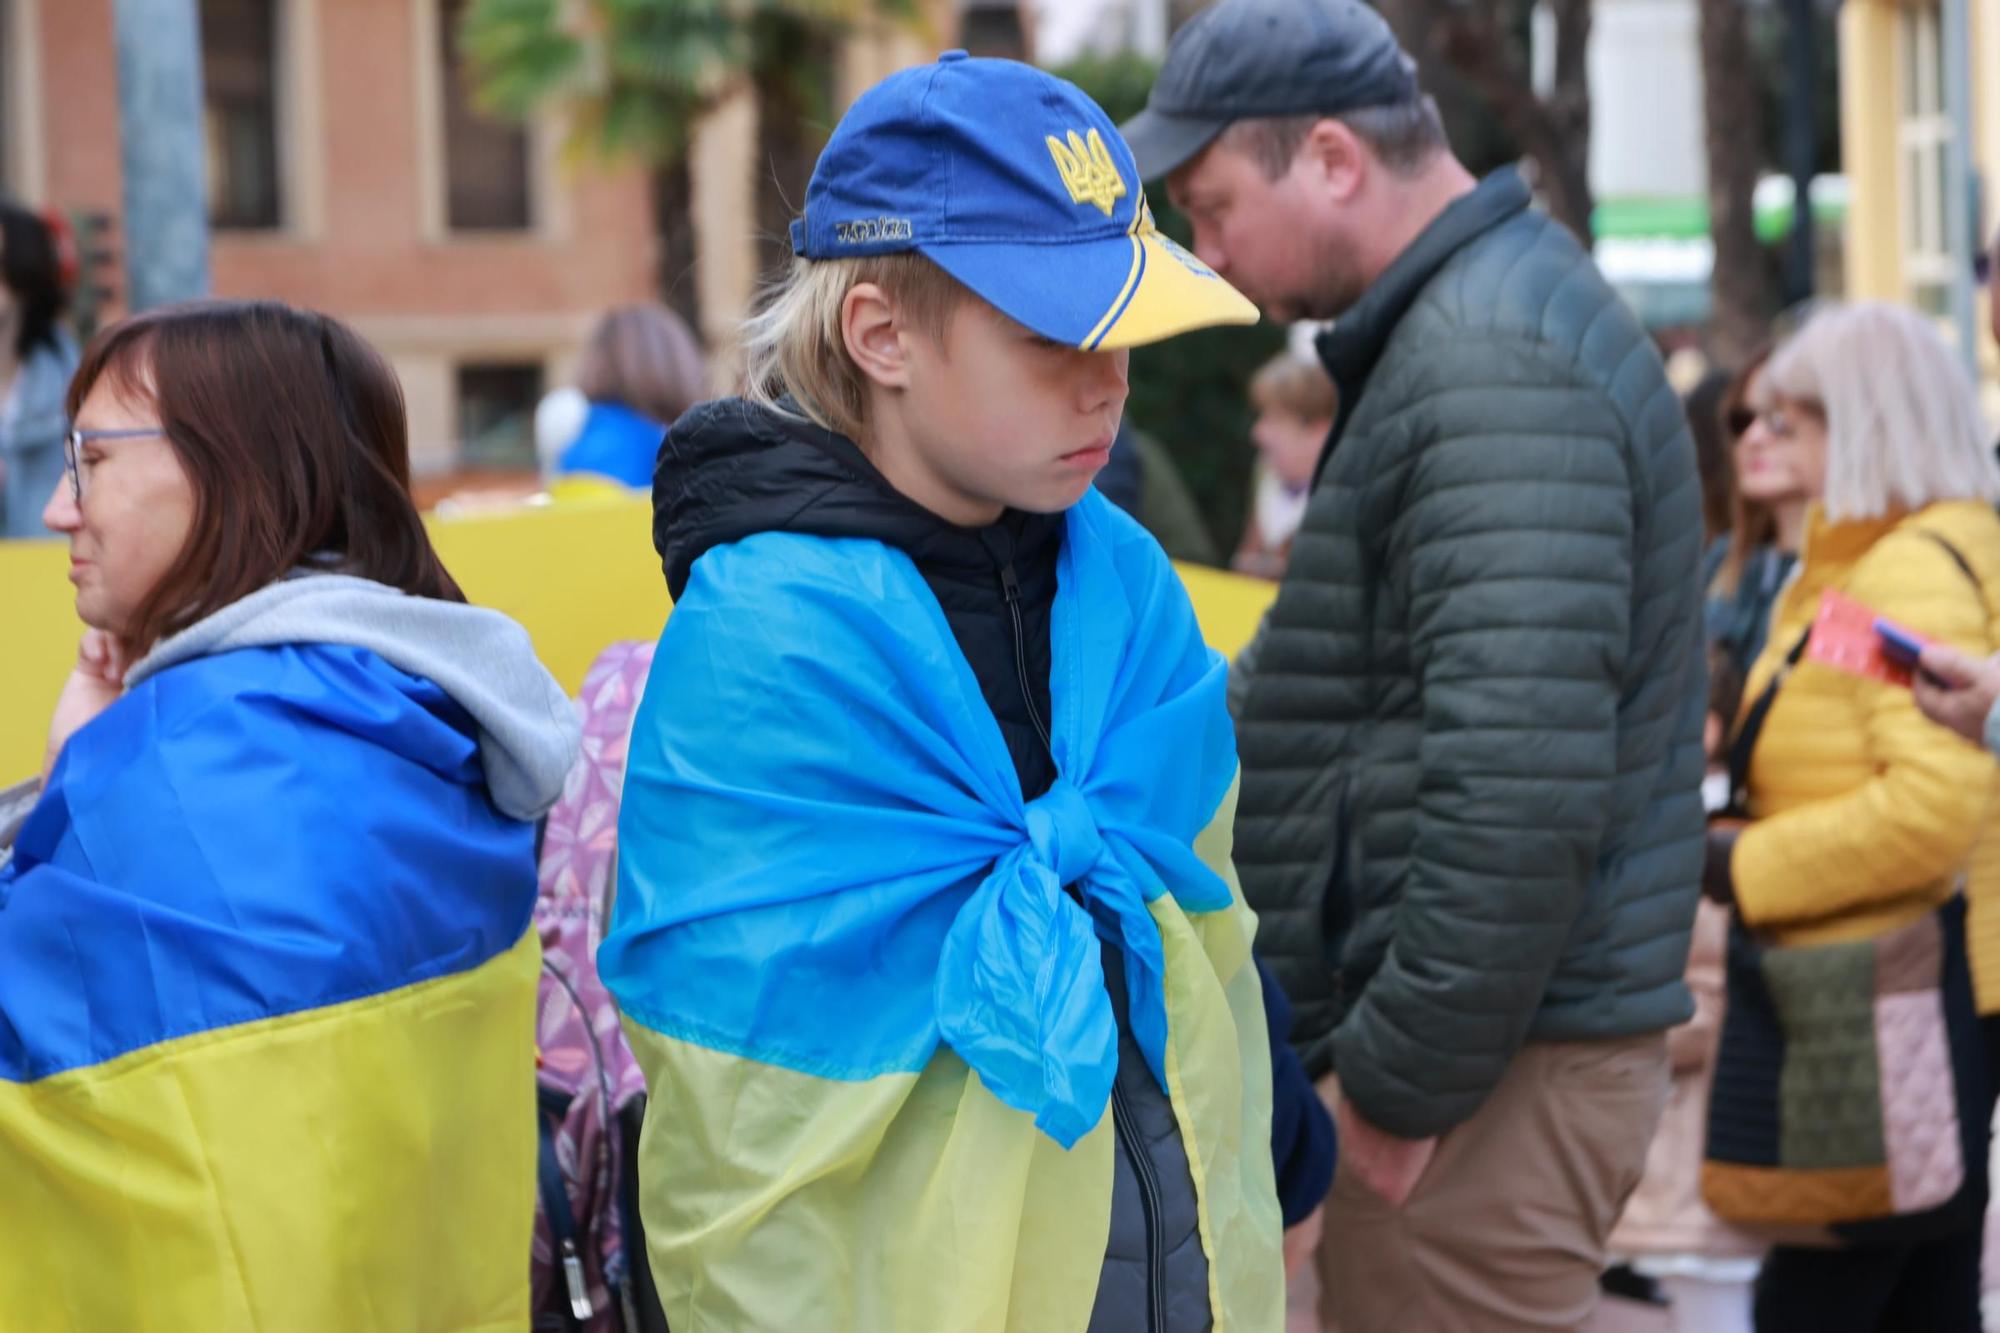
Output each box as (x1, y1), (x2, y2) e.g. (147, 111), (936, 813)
(456, 361), (544, 469)
(438, 0), (532, 231)
(202, 0), (285, 230)
(1898, 6), (1952, 315)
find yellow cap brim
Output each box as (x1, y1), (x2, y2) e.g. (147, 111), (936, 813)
(1085, 228), (1260, 350)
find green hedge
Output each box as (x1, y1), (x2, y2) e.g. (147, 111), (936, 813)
(1055, 53), (1290, 561)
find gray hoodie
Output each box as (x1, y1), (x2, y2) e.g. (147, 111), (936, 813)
(124, 572), (581, 821)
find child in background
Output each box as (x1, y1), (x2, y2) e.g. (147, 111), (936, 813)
(1232, 352), (1334, 581)
(601, 53), (1294, 1332)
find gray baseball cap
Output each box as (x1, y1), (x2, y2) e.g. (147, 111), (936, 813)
(1120, 0), (1420, 181)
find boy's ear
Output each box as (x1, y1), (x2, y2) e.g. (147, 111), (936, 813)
(841, 282), (913, 390)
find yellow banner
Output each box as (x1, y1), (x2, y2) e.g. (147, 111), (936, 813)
(0, 497), (1276, 779)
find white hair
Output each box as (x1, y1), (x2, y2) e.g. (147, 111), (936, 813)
(1760, 301), (2000, 522)
(740, 252), (965, 441)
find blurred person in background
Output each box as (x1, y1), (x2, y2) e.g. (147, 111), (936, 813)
(1599, 349), (1825, 1331)
(536, 302), (708, 496)
(1599, 639), (1765, 1333)
(1705, 301), (2000, 1332)
(1232, 352), (1334, 581)
(1704, 349), (1804, 712)
(0, 199), (78, 538)
(0, 300), (579, 1329)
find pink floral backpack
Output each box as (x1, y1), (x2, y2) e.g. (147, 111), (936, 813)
(531, 641), (665, 1333)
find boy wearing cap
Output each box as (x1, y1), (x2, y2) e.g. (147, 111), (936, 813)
(1122, 0), (1705, 1329)
(600, 54), (1292, 1331)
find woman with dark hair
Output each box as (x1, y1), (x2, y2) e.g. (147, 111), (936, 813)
(1702, 346), (1804, 683)
(0, 300), (580, 1329)
(0, 199), (79, 538)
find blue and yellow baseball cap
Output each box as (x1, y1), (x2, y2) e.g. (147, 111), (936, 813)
(789, 52), (1259, 351)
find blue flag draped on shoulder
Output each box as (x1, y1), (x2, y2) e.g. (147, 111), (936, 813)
(603, 492), (1285, 1332)
(603, 491), (1238, 1145)
(0, 638), (545, 1332)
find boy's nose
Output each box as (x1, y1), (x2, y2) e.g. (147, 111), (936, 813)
(1083, 349), (1130, 414)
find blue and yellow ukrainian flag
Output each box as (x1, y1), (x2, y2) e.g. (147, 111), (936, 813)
(0, 643), (541, 1331)
(604, 494), (1285, 1330)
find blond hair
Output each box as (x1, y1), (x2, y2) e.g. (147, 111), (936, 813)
(575, 303), (708, 426)
(1249, 352), (1337, 422)
(741, 252), (969, 440)
(1760, 301), (2000, 522)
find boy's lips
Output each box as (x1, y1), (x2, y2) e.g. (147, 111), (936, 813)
(1059, 435), (1116, 467)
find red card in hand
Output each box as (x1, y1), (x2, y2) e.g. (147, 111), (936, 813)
(1805, 589), (1923, 687)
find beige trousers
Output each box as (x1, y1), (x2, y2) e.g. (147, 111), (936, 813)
(1315, 1033), (1670, 1333)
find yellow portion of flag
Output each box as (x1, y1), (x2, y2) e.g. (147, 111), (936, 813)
(0, 931), (540, 1332)
(624, 782), (1285, 1331)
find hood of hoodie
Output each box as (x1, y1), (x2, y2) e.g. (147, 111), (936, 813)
(654, 397), (1064, 602)
(656, 398), (1068, 799)
(124, 575), (581, 821)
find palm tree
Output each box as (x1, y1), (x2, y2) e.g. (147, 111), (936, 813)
(458, 0), (927, 331)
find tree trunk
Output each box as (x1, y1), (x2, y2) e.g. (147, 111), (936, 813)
(1700, 0), (1775, 365)
(112, 0), (212, 308)
(1421, 0), (1596, 244)
(1536, 0), (1595, 245)
(751, 21), (837, 294)
(654, 156), (702, 335)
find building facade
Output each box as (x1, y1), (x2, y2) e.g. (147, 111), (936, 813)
(0, 0), (981, 480)
(1838, 0), (1999, 363)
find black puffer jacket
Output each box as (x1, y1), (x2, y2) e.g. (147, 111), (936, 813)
(1234, 169), (1707, 1139)
(654, 398), (1222, 1331)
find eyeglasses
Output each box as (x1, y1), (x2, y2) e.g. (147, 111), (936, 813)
(63, 426), (167, 504)
(1727, 404), (1818, 444)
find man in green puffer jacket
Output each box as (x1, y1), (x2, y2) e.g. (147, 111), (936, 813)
(1123, 2), (1706, 1328)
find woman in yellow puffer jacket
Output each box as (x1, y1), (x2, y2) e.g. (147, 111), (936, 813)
(1706, 301), (2000, 1333)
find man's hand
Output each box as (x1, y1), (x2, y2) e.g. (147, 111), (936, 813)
(42, 631), (127, 781)
(1914, 644), (2000, 746)
(1281, 1204), (1323, 1278)
(1703, 817), (1744, 906)
(1333, 1095), (1437, 1208)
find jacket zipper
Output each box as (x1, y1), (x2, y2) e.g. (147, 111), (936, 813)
(1003, 557), (1164, 1331)
(1111, 1077), (1168, 1333)
(1000, 562), (1054, 754)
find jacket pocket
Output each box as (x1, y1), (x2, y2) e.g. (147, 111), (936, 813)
(1320, 773), (1358, 1007)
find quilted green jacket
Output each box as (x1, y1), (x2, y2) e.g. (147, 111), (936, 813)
(1234, 169), (1706, 1138)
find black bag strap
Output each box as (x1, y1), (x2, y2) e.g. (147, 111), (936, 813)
(1920, 529), (1981, 594)
(536, 1086), (595, 1330)
(1725, 527), (1983, 818)
(1725, 629), (1809, 819)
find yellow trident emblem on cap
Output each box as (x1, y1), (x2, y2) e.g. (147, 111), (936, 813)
(1046, 128), (1128, 217)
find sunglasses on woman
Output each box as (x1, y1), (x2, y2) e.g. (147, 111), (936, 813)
(1725, 406), (1809, 441)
